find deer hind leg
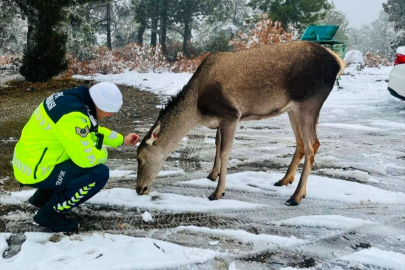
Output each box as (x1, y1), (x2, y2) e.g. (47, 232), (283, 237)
(286, 104), (321, 206)
(207, 128), (221, 181)
(209, 120), (237, 200)
(274, 111), (305, 187)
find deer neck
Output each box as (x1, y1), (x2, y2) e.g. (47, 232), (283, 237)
(157, 89), (200, 155)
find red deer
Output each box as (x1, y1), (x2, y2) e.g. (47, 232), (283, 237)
(135, 41), (345, 206)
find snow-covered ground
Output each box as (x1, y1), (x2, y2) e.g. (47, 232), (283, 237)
(1, 65), (404, 270)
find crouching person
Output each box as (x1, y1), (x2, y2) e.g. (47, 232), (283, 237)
(12, 82), (139, 232)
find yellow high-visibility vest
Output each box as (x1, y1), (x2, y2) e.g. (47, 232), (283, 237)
(12, 87), (124, 184)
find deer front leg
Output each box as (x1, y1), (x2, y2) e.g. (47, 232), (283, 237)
(209, 121), (237, 200)
(207, 128), (221, 181)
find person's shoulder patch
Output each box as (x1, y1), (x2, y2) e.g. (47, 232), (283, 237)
(76, 126), (90, 138)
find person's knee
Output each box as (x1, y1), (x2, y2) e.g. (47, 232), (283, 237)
(95, 164), (109, 184)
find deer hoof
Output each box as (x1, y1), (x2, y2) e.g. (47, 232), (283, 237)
(207, 173), (220, 181)
(208, 194), (218, 201)
(285, 198), (299, 206)
(274, 181), (283, 187)
(208, 192), (225, 200)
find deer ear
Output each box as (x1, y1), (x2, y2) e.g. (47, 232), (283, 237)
(145, 122), (161, 145)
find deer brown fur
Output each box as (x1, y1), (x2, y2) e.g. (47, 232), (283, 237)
(136, 41), (345, 206)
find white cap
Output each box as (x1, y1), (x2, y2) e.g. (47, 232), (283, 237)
(89, 82), (123, 112)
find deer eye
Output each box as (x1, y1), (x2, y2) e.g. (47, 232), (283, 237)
(137, 158), (143, 164)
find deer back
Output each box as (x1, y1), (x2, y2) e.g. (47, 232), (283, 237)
(194, 41), (344, 121)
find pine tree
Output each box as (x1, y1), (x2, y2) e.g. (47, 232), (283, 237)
(248, 0), (332, 32)
(383, 0), (405, 47)
(111, 2), (138, 48)
(133, 0), (220, 57)
(132, 0), (162, 45)
(17, 0), (97, 82)
(63, 4), (98, 61)
(174, 0), (221, 57)
(369, 11), (396, 57)
(196, 0), (255, 53)
(20, 0), (70, 82)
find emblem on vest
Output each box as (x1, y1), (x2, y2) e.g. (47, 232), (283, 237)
(76, 126), (90, 138)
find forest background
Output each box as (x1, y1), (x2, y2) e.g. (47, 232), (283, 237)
(0, 0), (404, 82)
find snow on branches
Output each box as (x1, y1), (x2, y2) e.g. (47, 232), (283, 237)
(63, 15), (293, 76)
(63, 43), (211, 76)
(170, 52), (210, 73)
(63, 43), (170, 76)
(229, 15), (293, 51)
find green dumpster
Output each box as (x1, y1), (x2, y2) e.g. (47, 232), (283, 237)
(300, 25), (346, 59)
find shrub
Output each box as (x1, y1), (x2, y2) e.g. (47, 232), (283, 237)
(170, 52), (210, 73)
(64, 43), (170, 76)
(197, 30), (233, 53)
(0, 55), (22, 66)
(64, 43), (211, 76)
(363, 52), (392, 67)
(229, 15), (293, 51)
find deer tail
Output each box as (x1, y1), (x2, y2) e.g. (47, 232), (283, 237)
(326, 48), (346, 78)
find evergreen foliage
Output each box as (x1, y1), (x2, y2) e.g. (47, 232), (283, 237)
(0, 0), (28, 54)
(195, 0), (256, 54)
(320, 5), (349, 44)
(172, 0), (221, 57)
(19, 0), (69, 82)
(16, 0), (95, 82)
(383, 0), (405, 47)
(111, 2), (138, 48)
(248, 0), (332, 32)
(20, 27), (68, 82)
(132, 0), (221, 57)
(64, 4), (98, 61)
(198, 30), (233, 53)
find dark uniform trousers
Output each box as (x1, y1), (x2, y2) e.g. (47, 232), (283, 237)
(27, 159), (109, 212)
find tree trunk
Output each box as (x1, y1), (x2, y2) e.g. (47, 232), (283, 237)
(151, 18), (158, 46)
(137, 23), (146, 44)
(106, 3), (112, 49)
(233, 0), (238, 25)
(160, 0), (168, 56)
(183, 18), (192, 58)
(26, 23), (34, 51)
(137, 7), (147, 45)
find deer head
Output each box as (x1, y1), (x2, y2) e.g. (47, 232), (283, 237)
(136, 121), (165, 195)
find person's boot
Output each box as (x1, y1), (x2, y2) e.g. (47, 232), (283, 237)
(29, 189), (53, 208)
(33, 202), (79, 232)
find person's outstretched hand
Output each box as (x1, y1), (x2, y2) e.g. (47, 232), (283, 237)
(123, 133), (140, 146)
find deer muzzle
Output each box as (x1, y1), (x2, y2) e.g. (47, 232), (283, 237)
(136, 185), (150, 195)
